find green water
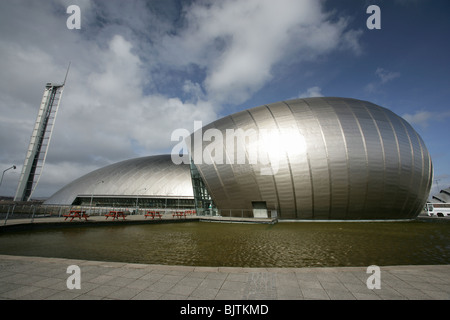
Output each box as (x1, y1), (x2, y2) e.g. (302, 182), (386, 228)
(0, 220), (448, 268)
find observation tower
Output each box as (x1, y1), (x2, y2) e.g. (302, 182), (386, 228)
(14, 67), (69, 201)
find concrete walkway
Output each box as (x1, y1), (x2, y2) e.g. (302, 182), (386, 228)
(1, 213), (199, 228)
(1, 212), (445, 232)
(0, 214), (277, 231)
(0, 254), (449, 301)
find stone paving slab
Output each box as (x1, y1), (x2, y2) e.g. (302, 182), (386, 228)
(0, 254), (449, 301)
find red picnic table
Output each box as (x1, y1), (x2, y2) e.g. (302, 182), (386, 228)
(172, 211), (186, 219)
(105, 211), (127, 220)
(145, 211), (162, 220)
(63, 210), (89, 222)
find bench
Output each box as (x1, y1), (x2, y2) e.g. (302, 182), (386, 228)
(145, 211), (162, 220)
(105, 211), (127, 220)
(172, 211), (186, 218)
(63, 210), (89, 222)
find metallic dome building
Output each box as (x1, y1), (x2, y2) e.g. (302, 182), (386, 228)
(44, 155), (194, 208)
(189, 97), (433, 220)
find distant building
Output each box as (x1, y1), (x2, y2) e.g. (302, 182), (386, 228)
(45, 97), (433, 220)
(189, 97), (432, 220)
(44, 155), (195, 210)
(432, 188), (450, 203)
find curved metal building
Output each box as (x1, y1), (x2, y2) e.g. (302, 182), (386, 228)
(190, 97), (433, 220)
(44, 155), (194, 207)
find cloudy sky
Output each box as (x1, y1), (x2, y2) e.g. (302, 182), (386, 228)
(0, 0), (449, 199)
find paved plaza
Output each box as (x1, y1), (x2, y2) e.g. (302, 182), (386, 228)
(0, 254), (449, 301)
(1, 215), (449, 303)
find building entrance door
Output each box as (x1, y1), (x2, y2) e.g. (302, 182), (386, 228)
(252, 201), (268, 218)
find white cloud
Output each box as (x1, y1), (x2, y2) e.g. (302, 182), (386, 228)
(0, 0), (362, 198)
(160, 0), (362, 105)
(365, 67), (401, 93)
(298, 86), (324, 98)
(403, 110), (450, 129)
(402, 111), (434, 128)
(375, 68), (401, 84)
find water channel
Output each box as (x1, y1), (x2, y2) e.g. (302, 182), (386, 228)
(0, 219), (448, 268)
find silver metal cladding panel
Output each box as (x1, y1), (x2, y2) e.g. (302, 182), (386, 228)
(44, 155), (194, 205)
(192, 97), (433, 220)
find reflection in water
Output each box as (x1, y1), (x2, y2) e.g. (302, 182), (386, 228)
(0, 220), (448, 268)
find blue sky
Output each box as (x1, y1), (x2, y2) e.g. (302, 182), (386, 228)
(0, 0), (448, 199)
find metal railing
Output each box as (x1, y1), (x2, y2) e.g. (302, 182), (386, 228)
(198, 208), (276, 219)
(0, 203), (196, 225)
(1, 203), (277, 225)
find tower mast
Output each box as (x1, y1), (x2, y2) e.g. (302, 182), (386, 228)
(14, 65), (70, 201)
